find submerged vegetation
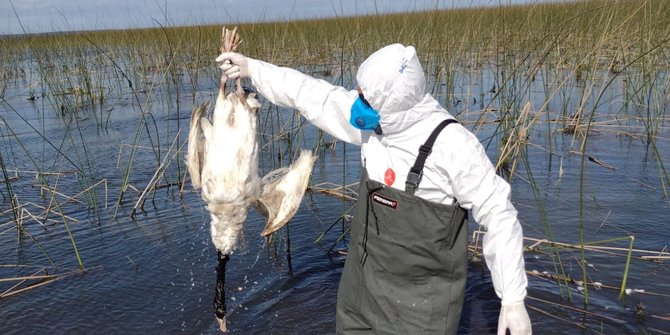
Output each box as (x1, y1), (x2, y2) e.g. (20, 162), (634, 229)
(1, 0), (669, 332)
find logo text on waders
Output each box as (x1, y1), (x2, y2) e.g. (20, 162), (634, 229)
(372, 193), (398, 209)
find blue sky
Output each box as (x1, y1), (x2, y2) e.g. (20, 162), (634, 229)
(1, 0), (548, 35)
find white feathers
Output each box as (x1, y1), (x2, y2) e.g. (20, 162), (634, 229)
(256, 150), (316, 236)
(188, 91), (261, 255)
(186, 101), (208, 190)
(201, 92), (261, 207)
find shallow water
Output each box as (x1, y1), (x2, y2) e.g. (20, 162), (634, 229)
(1, 55), (669, 334)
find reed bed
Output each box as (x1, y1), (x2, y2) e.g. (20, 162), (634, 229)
(1, 0), (669, 330)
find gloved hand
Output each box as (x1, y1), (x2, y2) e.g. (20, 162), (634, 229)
(215, 52), (252, 80)
(497, 301), (532, 335)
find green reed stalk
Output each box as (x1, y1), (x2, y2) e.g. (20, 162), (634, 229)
(0, 149), (20, 230)
(576, 236), (635, 299)
(71, 113), (103, 212)
(619, 236), (634, 299)
(520, 149), (572, 299)
(159, 24), (183, 192)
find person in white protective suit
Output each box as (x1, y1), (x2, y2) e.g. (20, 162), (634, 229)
(216, 44), (532, 335)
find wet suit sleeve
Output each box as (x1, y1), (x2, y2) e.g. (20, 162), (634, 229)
(437, 124), (528, 306)
(248, 59), (364, 146)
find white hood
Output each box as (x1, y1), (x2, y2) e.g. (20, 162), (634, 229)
(356, 44), (444, 135)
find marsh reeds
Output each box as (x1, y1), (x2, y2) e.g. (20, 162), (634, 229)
(0, 1), (668, 329)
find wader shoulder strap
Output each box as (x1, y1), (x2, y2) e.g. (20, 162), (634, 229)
(405, 119), (459, 194)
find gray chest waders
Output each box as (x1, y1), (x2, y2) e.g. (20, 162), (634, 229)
(336, 119), (468, 335)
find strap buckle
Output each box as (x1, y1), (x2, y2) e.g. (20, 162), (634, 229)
(405, 170), (422, 190)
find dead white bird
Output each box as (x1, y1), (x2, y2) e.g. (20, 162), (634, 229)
(186, 26), (315, 333)
(186, 26), (261, 332)
(256, 150), (316, 236)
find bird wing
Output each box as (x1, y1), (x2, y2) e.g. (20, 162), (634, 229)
(258, 150), (316, 236)
(186, 101), (209, 189)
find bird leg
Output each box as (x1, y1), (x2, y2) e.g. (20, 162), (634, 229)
(214, 251), (230, 332)
(219, 26), (249, 109)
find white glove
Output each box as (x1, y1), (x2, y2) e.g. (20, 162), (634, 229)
(497, 301), (532, 335)
(215, 52), (251, 79)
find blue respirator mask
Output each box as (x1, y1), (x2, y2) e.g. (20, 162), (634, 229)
(350, 94), (382, 134)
